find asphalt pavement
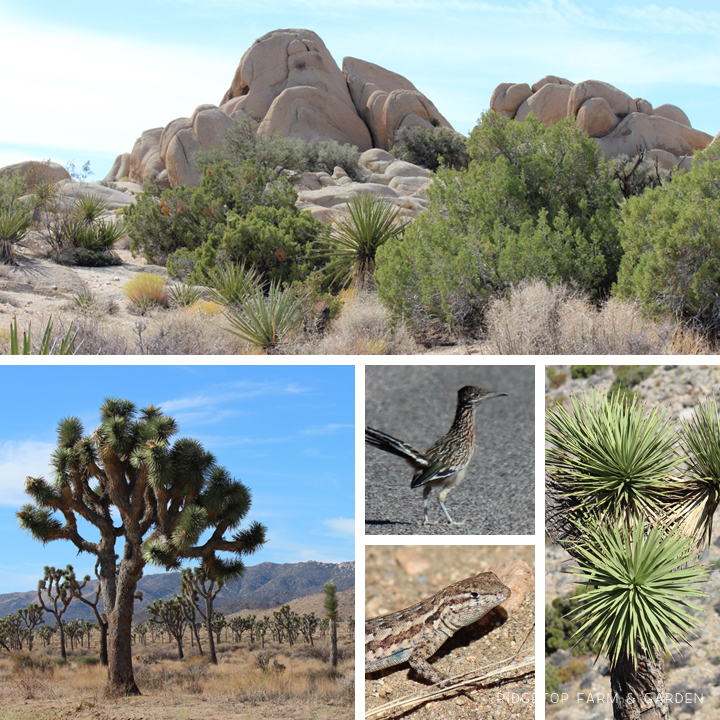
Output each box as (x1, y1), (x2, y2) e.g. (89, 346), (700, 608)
(364, 364), (535, 535)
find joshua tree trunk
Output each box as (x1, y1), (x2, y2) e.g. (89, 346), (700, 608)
(103, 550), (142, 695)
(610, 651), (669, 720)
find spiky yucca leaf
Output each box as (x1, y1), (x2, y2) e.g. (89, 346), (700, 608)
(321, 192), (410, 292)
(224, 281), (307, 352)
(142, 537), (181, 569)
(546, 391), (683, 535)
(678, 396), (720, 549)
(17, 504), (63, 542)
(171, 505), (208, 550)
(569, 520), (708, 667)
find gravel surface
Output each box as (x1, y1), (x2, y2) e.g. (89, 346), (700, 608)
(365, 545), (535, 720)
(365, 365), (534, 535)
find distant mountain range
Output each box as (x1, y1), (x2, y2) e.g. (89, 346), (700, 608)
(0, 560), (354, 624)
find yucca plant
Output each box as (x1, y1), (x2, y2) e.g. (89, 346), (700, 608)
(224, 282), (307, 353)
(677, 395), (720, 549)
(545, 390), (684, 543)
(168, 281), (202, 308)
(0, 207), (32, 264)
(321, 193), (410, 292)
(546, 388), (711, 720)
(201, 261), (261, 307)
(9, 317), (80, 355)
(569, 520), (708, 666)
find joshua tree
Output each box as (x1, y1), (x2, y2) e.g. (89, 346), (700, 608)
(546, 390), (716, 720)
(17, 603), (44, 651)
(37, 565), (77, 659)
(181, 567), (223, 664)
(66, 561), (109, 665)
(17, 398), (267, 695)
(324, 581), (338, 668)
(147, 596), (187, 659)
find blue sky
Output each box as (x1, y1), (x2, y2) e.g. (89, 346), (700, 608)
(0, 364), (355, 595)
(1, 0), (719, 179)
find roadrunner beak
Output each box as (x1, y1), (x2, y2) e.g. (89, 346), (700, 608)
(481, 391), (508, 401)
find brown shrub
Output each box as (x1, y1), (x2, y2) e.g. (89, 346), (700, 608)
(479, 281), (713, 355)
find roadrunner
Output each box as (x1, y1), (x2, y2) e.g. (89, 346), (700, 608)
(366, 386), (507, 525)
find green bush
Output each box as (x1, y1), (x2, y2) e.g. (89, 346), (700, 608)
(391, 126), (469, 171)
(375, 112), (622, 330)
(188, 203), (325, 286)
(43, 195), (123, 266)
(127, 159), (322, 286)
(570, 365), (607, 379)
(613, 143), (720, 333)
(545, 662), (560, 696)
(0, 206), (33, 263)
(209, 115), (362, 180)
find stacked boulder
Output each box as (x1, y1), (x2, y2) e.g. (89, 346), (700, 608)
(296, 149), (431, 222)
(490, 76), (714, 169)
(105, 29), (451, 190)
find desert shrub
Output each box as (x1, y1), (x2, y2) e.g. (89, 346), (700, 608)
(42, 195), (124, 266)
(549, 372), (568, 389)
(477, 280), (708, 355)
(125, 183), (205, 264)
(545, 662), (560, 696)
(376, 112), (622, 331)
(611, 365), (655, 390)
(128, 159), (324, 285)
(300, 291), (419, 355)
(181, 655), (210, 694)
(610, 151), (676, 199)
(571, 365), (607, 380)
(122, 273), (168, 310)
(391, 126), (469, 171)
(613, 143), (720, 334)
(188, 203), (325, 286)
(208, 115), (362, 179)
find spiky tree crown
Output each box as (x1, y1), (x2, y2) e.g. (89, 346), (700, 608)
(17, 397), (267, 583)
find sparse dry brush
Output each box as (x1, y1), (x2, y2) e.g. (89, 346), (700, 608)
(478, 281), (712, 355)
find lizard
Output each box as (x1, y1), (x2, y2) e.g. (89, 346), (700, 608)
(365, 571), (511, 686)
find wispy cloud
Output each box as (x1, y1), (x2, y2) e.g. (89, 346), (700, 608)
(324, 517), (355, 536)
(0, 441), (55, 505)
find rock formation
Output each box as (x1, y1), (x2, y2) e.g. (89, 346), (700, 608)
(490, 75), (714, 167)
(105, 29), (448, 189)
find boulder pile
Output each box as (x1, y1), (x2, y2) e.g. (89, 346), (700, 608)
(490, 75), (715, 169)
(105, 29), (452, 189)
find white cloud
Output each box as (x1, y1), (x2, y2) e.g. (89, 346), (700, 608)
(324, 517), (355, 536)
(0, 441), (55, 505)
(0, 17), (235, 158)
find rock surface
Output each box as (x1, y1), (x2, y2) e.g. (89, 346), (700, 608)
(491, 76), (715, 167)
(0, 161), (71, 187)
(105, 29), (446, 187)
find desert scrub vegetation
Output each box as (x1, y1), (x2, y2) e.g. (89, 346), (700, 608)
(121, 272), (169, 313)
(375, 112), (623, 333)
(390, 125), (470, 171)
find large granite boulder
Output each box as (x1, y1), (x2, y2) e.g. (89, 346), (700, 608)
(0, 161), (71, 188)
(489, 76), (715, 166)
(343, 57), (452, 149)
(105, 28), (454, 189)
(221, 29), (372, 150)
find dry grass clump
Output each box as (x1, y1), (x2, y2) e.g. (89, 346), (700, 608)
(121, 272), (169, 311)
(301, 290), (419, 355)
(478, 281), (713, 355)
